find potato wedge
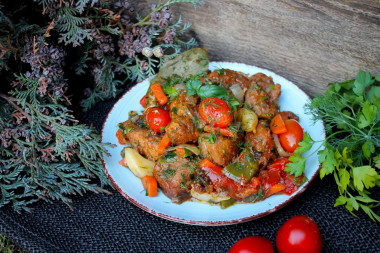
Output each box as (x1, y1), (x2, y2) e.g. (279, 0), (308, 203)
(124, 147), (155, 178)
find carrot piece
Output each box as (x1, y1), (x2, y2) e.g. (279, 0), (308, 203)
(200, 158), (223, 174)
(200, 158), (215, 168)
(203, 125), (213, 133)
(119, 158), (128, 167)
(157, 136), (171, 155)
(116, 129), (127, 145)
(203, 125), (234, 138)
(267, 184), (286, 196)
(151, 83), (168, 105)
(270, 113), (287, 134)
(207, 70), (219, 79)
(140, 95), (147, 108)
(141, 176), (158, 197)
(219, 128), (234, 138)
(176, 147), (186, 157)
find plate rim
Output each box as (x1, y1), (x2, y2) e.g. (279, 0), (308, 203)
(101, 61), (324, 226)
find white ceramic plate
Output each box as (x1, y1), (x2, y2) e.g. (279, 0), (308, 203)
(101, 62), (325, 226)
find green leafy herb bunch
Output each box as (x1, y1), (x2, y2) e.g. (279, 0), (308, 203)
(288, 71), (380, 222)
(0, 0), (201, 212)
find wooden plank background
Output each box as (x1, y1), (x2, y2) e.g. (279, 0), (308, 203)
(135, 0), (380, 96)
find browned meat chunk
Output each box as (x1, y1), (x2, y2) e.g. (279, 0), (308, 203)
(165, 116), (199, 145)
(245, 73), (280, 119)
(279, 111), (299, 121)
(163, 93), (200, 145)
(245, 120), (276, 167)
(245, 88), (278, 119)
(199, 133), (239, 166)
(123, 120), (161, 161)
(250, 73), (281, 102)
(153, 156), (198, 204)
(169, 94), (198, 119)
(208, 69), (251, 90)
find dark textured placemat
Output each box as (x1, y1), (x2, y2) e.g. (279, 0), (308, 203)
(1, 97), (379, 253)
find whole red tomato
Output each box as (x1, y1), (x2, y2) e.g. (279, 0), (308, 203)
(229, 236), (274, 253)
(199, 97), (233, 128)
(276, 215), (322, 253)
(278, 119), (304, 153)
(145, 107), (171, 133)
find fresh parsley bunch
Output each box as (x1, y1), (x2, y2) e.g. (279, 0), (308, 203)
(286, 70), (380, 222)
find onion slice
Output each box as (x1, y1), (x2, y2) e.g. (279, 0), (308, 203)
(273, 134), (292, 157)
(230, 84), (245, 103)
(191, 187), (230, 203)
(174, 83), (186, 91)
(165, 144), (200, 155)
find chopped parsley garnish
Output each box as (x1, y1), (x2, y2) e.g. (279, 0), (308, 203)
(217, 68), (226, 75)
(171, 107), (178, 115)
(159, 167), (176, 181)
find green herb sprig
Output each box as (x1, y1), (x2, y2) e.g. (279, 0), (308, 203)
(285, 70), (380, 222)
(186, 76), (240, 110)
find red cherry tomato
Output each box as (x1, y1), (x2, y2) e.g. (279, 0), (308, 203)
(276, 215), (322, 253)
(145, 107), (171, 133)
(267, 158), (291, 172)
(229, 236), (274, 253)
(278, 120), (304, 153)
(199, 97), (233, 128)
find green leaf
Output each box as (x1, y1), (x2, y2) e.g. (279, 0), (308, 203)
(333, 171), (341, 187)
(343, 92), (364, 106)
(340, 147), (353, 165)
(197, 85), (228, 99)
(353, 70), (373, 96)
(163, 84), (180, 100)
(185, 79), (202, 96)
(362, 140), (375, 159)
(334, 79), (355, 91)
(360, 204), (380, 223)
(318, 146), (337, 178)
(294, 132), (313, 155)
(348, 196), (359, 211)
(367, 86), (380, 106)
(355, 195), (379, 204)
(334, 196), (347, 207)
(374, 155), (380, 169)
(338, 168), (350, 192)
(357, 100), (377, 128)
(352, 166), (377, 191)
(376, 174), (380, 187)
(285, 154), (306, 177)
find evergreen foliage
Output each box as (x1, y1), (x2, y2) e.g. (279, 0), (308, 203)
(0, 0), (200, 212)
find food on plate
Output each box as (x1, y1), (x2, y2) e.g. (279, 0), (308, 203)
(276, 215), (322, 253)
(116, 48), (307, 207)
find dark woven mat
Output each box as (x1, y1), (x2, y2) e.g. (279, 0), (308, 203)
(1, 97), (379, 253)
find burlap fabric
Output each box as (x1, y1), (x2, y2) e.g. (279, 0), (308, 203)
(0, 95), (379, 253)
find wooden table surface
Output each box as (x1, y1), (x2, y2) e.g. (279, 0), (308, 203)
(136, 0), (380, 96)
